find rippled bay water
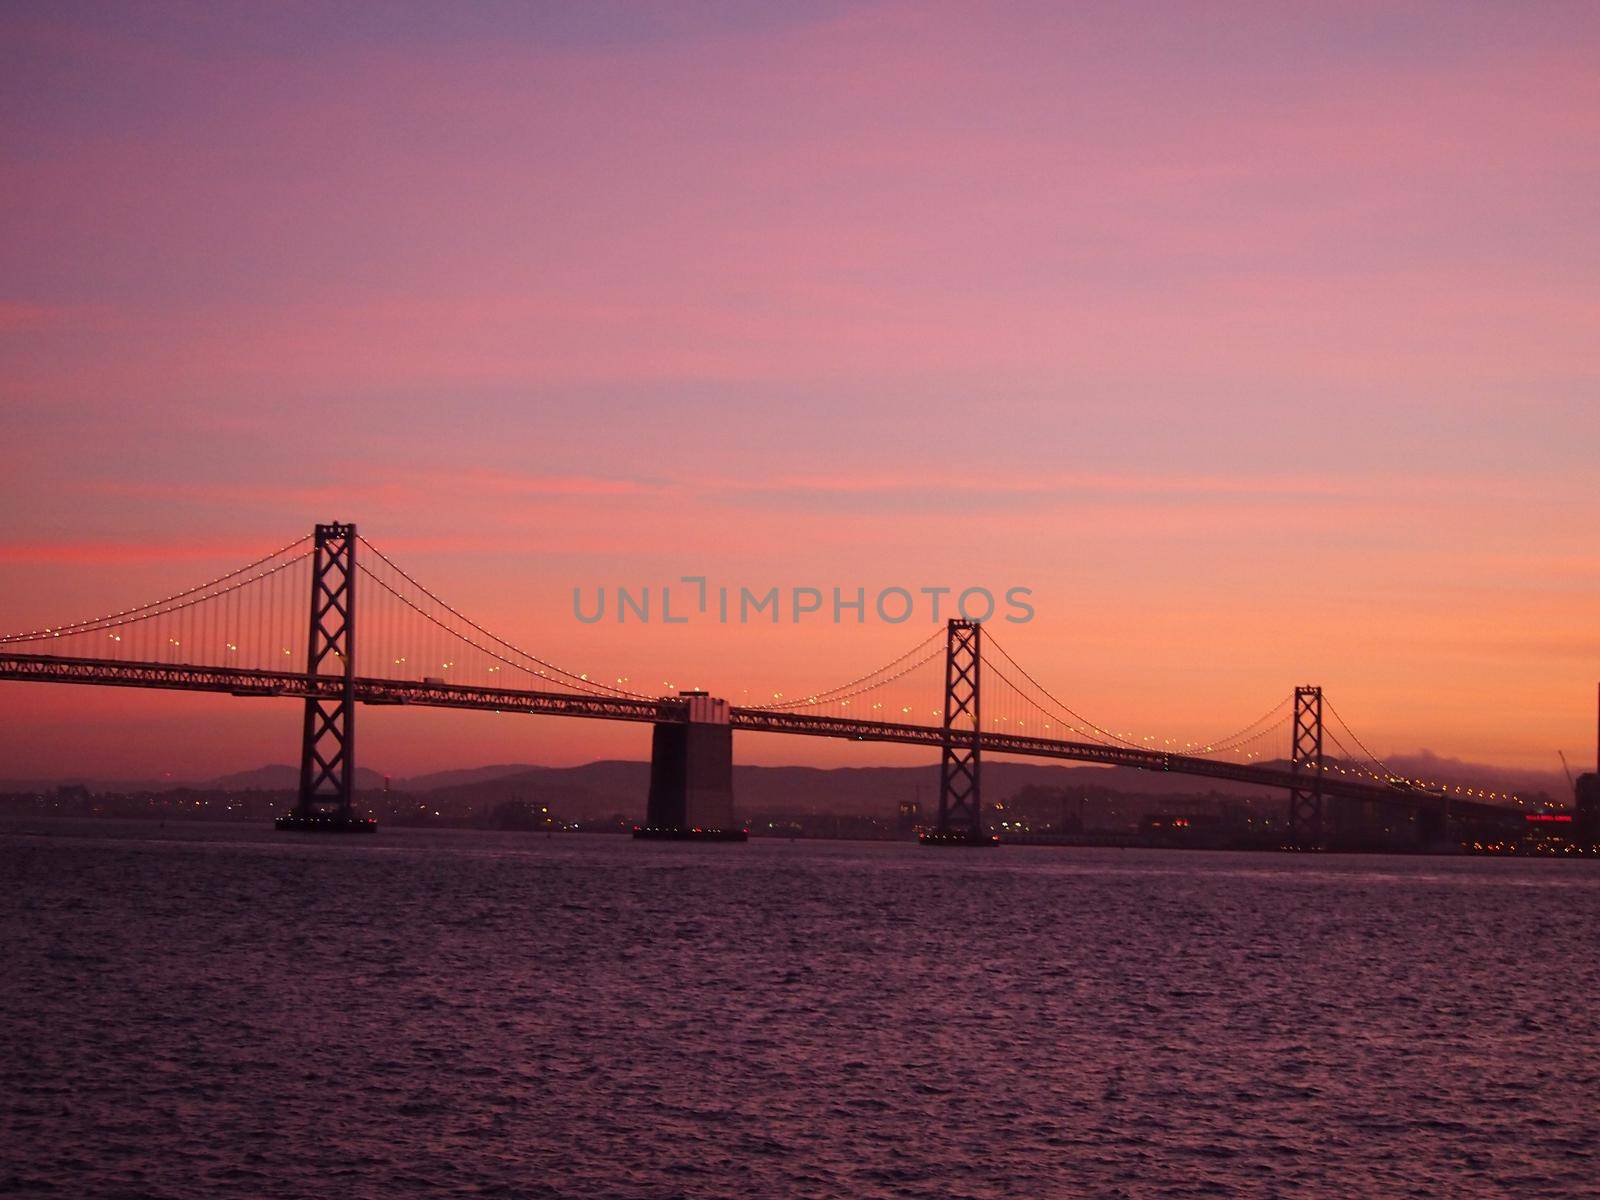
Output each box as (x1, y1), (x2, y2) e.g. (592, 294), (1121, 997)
(2, 819), (1597, 1198)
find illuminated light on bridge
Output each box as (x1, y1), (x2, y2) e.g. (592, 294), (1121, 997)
(0, 522), (1530, 848)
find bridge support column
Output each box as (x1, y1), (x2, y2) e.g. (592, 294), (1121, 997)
(1287, 685), (1323, 848)
(638, 692), (743, 840)
(1415, 793), (1450, 850)
(279, 522), (371, 832)
(924, 619), (991, 845)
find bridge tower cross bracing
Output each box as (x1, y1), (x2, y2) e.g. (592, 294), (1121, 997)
(933, 618), (986, 843)
(294, 522), (358, 822)
(1288, 684), (1324, 847)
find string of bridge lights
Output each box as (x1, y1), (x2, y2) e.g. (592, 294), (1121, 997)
(975, 637), (1520, 800)
(750, 627), (945, 711)
(1193, 693), (1295, 754)
(980, 633), (1148, 749)
(979, 658), (1133, 744)
(0, 534), (313, 644)
(982, 669), (1293, 758)
(1319, 719), (1520, 803)
(12, 552), (312, 653)
(752, 646), (947, 715)
(356, 537), (646, 698)
(1324, 696), (1400, 780)
(355, 560), (639, 699)
(979, 638), (1296, 758)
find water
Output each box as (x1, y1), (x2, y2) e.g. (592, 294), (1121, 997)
(3, 820), (1597, 1198)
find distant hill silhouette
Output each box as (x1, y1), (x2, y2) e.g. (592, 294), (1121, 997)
(0, 752), (1565, 814)
(207, 764), (389, 792)
(372, 757), (1563, 822)
(391, 763), (543, 792)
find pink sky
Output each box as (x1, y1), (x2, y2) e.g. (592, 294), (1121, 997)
(2, 2), (1597, 782)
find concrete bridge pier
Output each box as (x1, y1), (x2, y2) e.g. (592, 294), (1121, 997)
(637, 691), (743, 840)
(1415, 794), (1450, 849)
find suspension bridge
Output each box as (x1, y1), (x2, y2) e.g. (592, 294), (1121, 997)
(0, 523), (1525, 847)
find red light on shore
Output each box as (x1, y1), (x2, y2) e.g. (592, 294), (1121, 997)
(1525, 814), (1573, 823)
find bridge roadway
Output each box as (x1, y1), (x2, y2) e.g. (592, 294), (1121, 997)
(0, 652), (1508, 822)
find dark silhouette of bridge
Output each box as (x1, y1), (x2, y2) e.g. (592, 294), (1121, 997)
(0, 523), (1523, 846)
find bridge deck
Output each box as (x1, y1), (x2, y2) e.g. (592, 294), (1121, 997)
(0, 652), (1510, 821)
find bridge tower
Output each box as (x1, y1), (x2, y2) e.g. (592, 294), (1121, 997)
(1287, 684), (1323, 847)
(1577, 682), (1600, 847)
(280, 522), (369, 831)
(924, 618), (990, 845)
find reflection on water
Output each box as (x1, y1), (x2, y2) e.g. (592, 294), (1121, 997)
(3, 819), (1597, 1198)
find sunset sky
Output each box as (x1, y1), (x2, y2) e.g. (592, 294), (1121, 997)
(2, 2), (1597, 783)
